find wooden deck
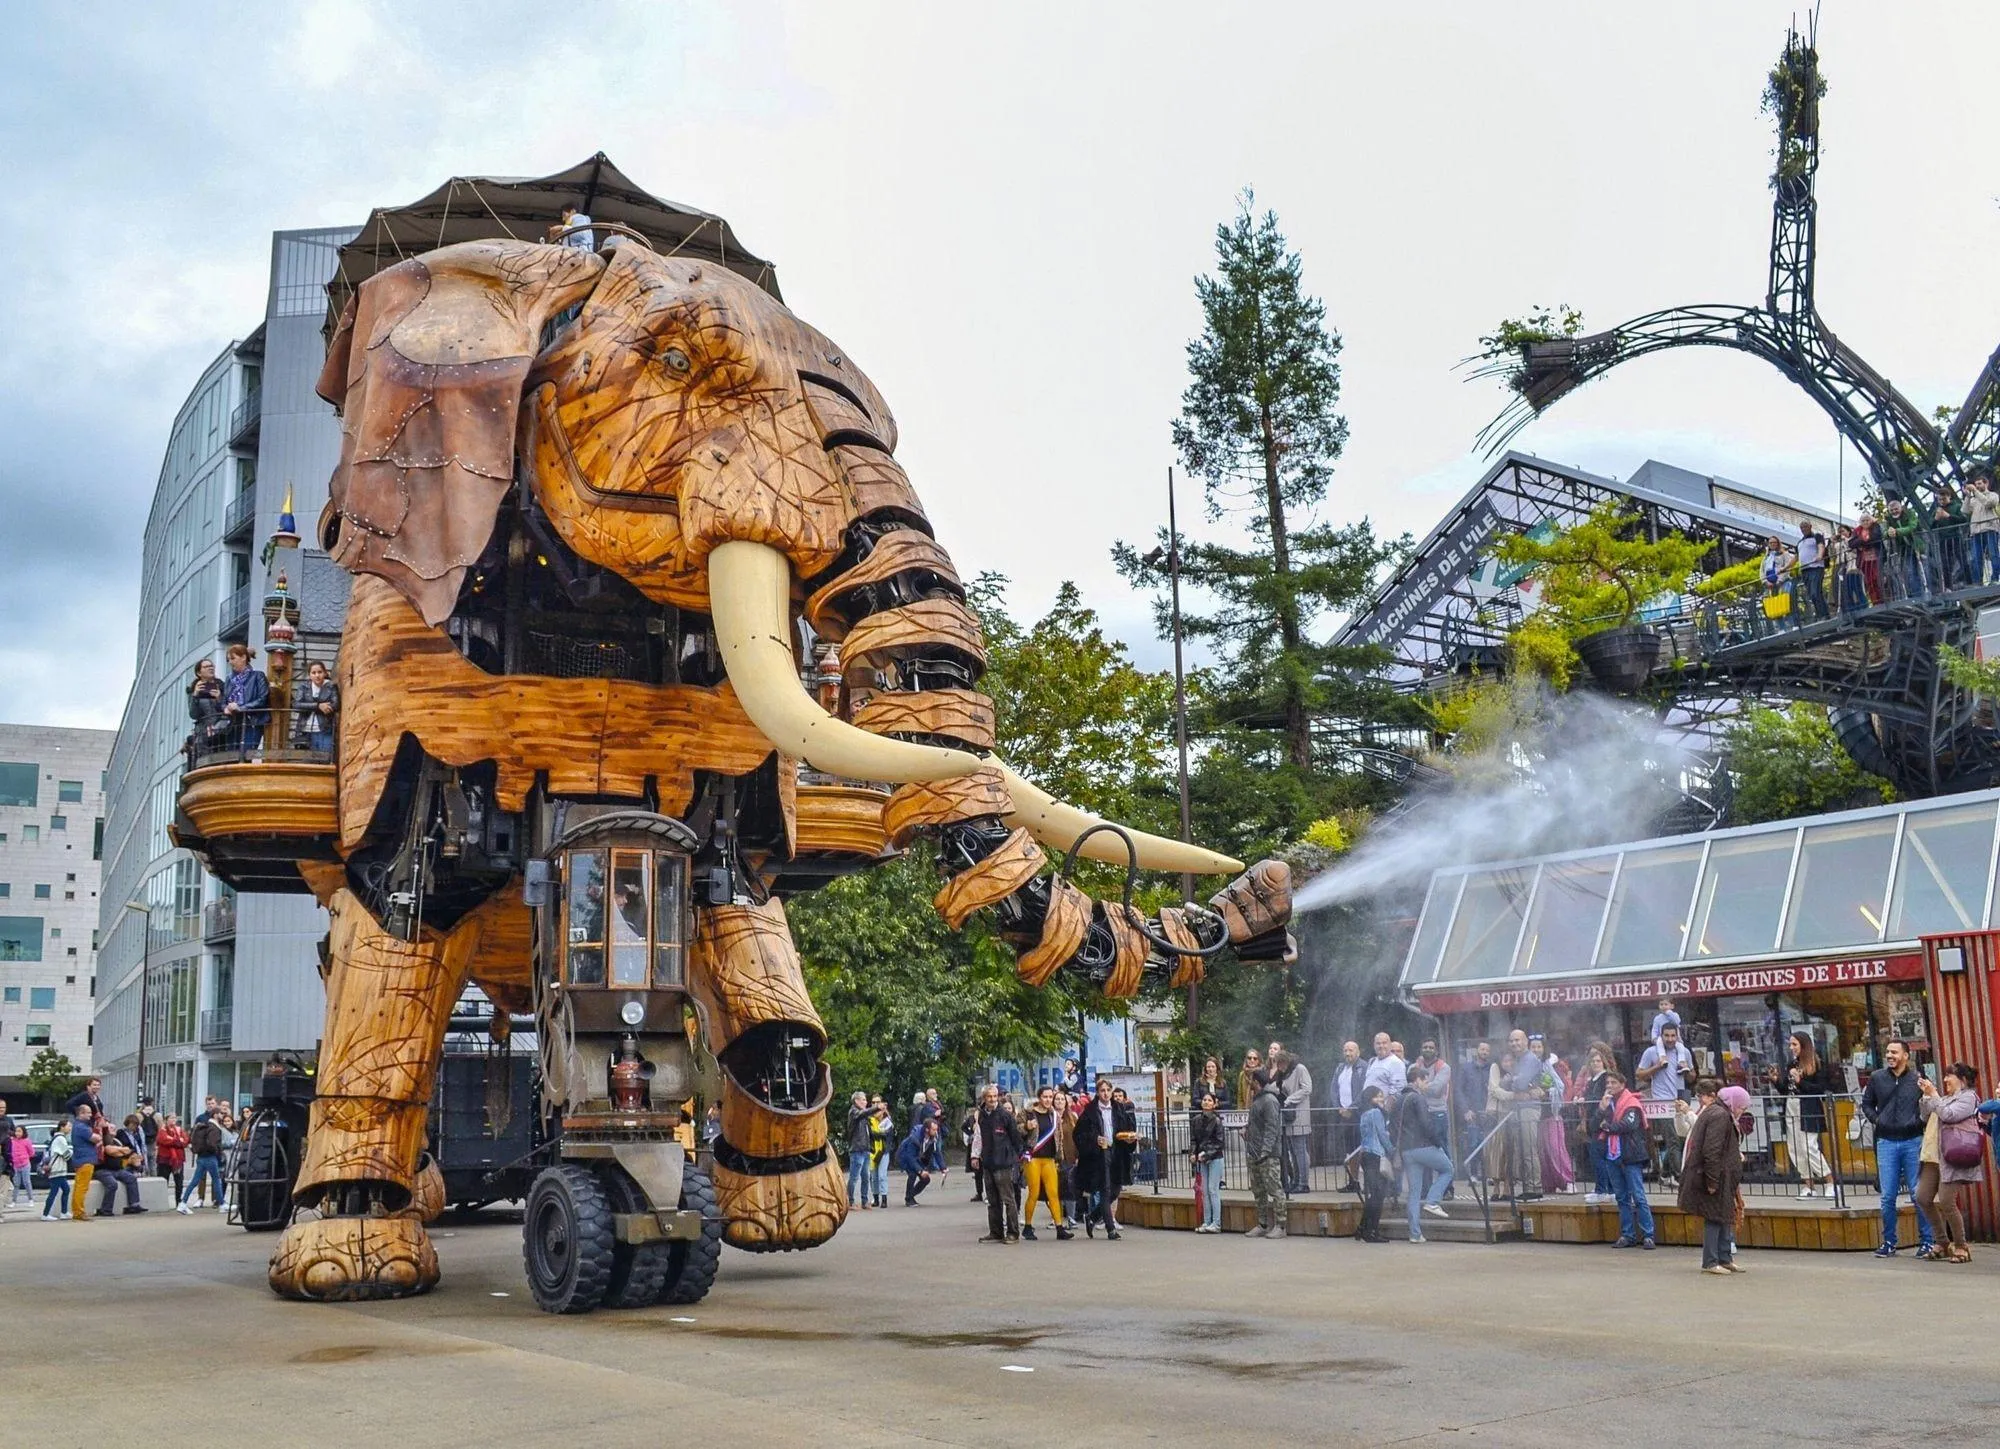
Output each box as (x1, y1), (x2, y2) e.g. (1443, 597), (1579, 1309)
(1120, 1187), (1921, 1250)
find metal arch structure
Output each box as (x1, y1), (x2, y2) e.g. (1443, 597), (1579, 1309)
(1338, 452), (1801, 685)
(1479, 25), (1966, 517)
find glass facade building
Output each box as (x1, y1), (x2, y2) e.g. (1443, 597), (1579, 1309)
(95, 228), (355, 1121)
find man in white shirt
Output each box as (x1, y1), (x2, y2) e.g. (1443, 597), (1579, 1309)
(1796, 523), (1829, 620)
(1635, 1024), (1695, 1185)
(1362, 1032), (1407, 1105)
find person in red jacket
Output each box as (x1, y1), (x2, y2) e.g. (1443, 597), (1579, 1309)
(155, 1113), (191, 1203)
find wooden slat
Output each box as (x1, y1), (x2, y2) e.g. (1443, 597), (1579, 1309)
(839, 597), (986, 673)
(804, 530), (960, 635)
(933, 827), (1044, 929)
(1158, 906), (1205, 989)
(688, 899), (821, 1049)
(883, 768), (1009, 847)
(336, 576), (780, 851)
(851, 689), (996, 751)
(721, 1073), (833, 1159)
(802, 376), (895, 452)
(1101, 903), (1149, 999)
(179, 761), (339, 841)
(1016, 877), (1091, 988)
(832, 445), (929, 530)
(793, 784), (891, 858)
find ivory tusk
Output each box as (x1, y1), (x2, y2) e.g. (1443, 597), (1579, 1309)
(992, 764), (1244, 876)
(709, 540), (986, 783)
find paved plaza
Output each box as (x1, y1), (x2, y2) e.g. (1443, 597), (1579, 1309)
(4, 1194), (1997, 1447)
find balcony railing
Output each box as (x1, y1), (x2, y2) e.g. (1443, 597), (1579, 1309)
(202, 896), (237, 942)
(218, 583), (250, 642)
(199, 1008), (233, 1050)
(222, 488), (256, 542)
(228, 387), (262, 448)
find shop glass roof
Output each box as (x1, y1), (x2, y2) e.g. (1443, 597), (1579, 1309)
(1401, 791), (2000, 991)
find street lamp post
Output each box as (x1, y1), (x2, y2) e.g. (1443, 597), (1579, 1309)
(122, 900), (151, 1105)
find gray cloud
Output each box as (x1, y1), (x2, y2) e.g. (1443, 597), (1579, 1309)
(4, 1), (1997, 726)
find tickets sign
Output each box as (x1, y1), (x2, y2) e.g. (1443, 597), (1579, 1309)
(1415, 952), (1924, 1016)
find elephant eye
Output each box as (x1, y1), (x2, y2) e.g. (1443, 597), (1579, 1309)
(661, 346), (692, 374)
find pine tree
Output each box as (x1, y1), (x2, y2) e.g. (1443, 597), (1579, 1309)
(1117, 192), (1400, 771)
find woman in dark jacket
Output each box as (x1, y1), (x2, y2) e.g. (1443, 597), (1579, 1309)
(1577, 1042), (1617, 1200)
(1677, 1078), (1743, 1273)
(1190, 1090), (1226, 1234)
(187, 658), (225, 761)
(1768, 1030), (1835, 1197)
(1073, 1080), (1137, 1238)
(1194, 1057), (1231, 1110)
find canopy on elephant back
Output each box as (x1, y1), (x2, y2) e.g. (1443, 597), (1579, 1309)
(324, 152), (782, 338)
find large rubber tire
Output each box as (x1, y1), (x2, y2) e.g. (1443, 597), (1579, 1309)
(599, 1165), (672, 1310)
(522, 1165), (615, 1315)
(236, 1111), (297, 1233)
(660, 1167), (723, 1305)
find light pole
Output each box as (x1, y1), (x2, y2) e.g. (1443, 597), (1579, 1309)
(122, 900), (151, 1106)
(1144, 466), (1198, 1030)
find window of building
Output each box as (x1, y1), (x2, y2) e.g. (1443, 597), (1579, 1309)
(33, 884), (50, 900)
(64, 974), (74, 983)
(1517, 854), (1618, 975)
(92, 817), (103, 860)
(28, 987), (54, 1011)
(1690, 831), (1798, 958)
(1401, 874), (1459, 985)
(57, 780), (82, 802)
(21, 825), (37, 843)
(63, 891), (73, 901)
(1435, 866), (1535, 982)
(1598, 843), (1704, 966)
(48, 815), (65, 832)
(24, 1024), (50, 1047)
(0, 832), (7, 844)
(0, 917), (44, 961)
(2, 986), (18, 1003)
(1783, 815), (1898, 950)
(0, 763), (36, 807)
(0, 884), (8, 898)
(48, 927), (59, 938)
(65, 949), (75, 958)
(64, 873), (74, 882)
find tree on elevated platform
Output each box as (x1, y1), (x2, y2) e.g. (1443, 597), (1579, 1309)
(1721, 703), (1895, 825)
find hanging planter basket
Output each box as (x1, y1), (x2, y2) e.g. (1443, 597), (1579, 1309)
(1575, 624), (1662, 694)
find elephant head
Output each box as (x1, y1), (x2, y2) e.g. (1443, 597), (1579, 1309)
(317, 236), (1239, 876)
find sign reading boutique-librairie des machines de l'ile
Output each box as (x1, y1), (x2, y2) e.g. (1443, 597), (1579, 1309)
(1416, 952), (1923, 1016)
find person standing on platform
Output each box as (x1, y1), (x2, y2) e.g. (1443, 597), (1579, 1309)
(1244, 1070), (1285, 1239)
(1329, 1041), (1367, 1190)
(1967, 474), (2000, 586)
(1768, 1030), (1835, 1198)
(1833, 525), (1866, 611)
(1863, 1039), (1932, 1259)
(219, 643), (269, 753)
(1235, 1050), (1263, 1114)
(1364, 1032), (1407, 1107)
(1190, 1089), (1226, 1234)
(292, 660), (340, 756)
(1679, 1079), (1744, 1274)
(1636, 1024), (1694, 1187)
(1576, 1042), (1618, 1203)
(1599, 1072), (1657, 1250)
(1796, 521), (1830, 619)
(1455, 1040), (1492, 1177)
(970, 1084), (1021, 1243)
(1273, 1048), (1314, 1194)
(1398, 1067), (1453, 1242)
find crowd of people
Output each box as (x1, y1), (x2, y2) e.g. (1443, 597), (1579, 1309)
(1751, 480), (2000, 631)
(186, 648), (339, 765)
(0, 1081), (245, 1224)
(1168, 1005), (2000, 1270)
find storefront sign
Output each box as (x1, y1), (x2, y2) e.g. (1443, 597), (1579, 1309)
(1417, 952), (1924, 1016)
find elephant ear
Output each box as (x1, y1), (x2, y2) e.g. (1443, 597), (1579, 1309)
(316, 240), (606, 625)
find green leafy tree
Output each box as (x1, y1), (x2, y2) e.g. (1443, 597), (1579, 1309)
(23, 1046), (83, 1107)
(788, 576), (1176, 1111)
(1723, 702), (1895, 825)
(1117, 192), (1403, 770)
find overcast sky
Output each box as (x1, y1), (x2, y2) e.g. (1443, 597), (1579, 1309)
(5, 1), (1999, 729)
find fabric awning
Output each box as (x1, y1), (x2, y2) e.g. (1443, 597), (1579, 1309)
(326, 152), (780, 333)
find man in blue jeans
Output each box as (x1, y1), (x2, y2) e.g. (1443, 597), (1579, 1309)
(1600, 1073), (1657, 1249)
(1862, 1038), (1931, 1257)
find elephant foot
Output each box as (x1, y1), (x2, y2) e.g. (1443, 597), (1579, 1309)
(268, 1215), (440, 1302)
(394, 1155), (447, 1224)
(712, 1149), (847, 1252)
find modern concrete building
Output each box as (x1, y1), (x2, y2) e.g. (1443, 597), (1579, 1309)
(96, 227), (355, 1122)
(0, 724), (114, 1108)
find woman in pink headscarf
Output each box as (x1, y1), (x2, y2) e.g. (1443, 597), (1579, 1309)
(1717, 1085), (1754, 1261)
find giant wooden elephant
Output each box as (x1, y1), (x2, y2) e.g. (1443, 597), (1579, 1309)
(249, 233), (1292, 1303)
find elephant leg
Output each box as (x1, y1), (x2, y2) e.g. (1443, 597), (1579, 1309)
(268, 887), (476, 1302)
(689, 899), (845, 1251)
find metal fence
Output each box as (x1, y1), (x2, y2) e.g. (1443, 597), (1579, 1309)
(1131, 1095), (1896, 1207)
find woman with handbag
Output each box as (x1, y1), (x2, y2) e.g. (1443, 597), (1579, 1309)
(1915, 1063), (1985, 1263)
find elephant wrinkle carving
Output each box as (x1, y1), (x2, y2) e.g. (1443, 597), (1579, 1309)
(192, 222), (1289, 1310)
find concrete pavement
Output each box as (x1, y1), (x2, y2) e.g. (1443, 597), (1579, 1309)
(1, 1192), (1994, 1447)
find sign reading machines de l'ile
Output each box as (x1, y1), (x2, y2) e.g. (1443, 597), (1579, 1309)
(1416, 952), (1925, 1015)
(1344, 502), (1505, 650)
